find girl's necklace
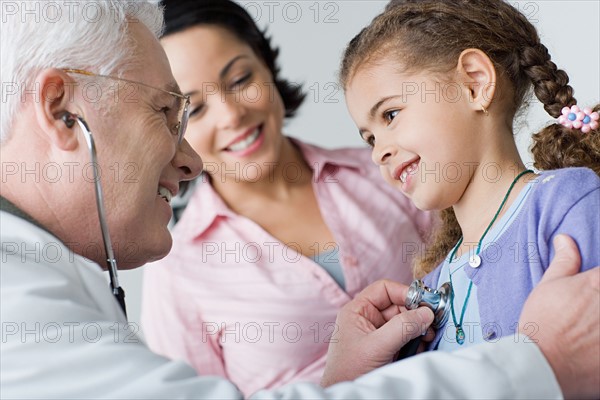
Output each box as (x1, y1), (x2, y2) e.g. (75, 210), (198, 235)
(448, 169), (533, 345)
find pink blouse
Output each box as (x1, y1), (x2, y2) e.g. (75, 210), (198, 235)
(141, 139), (432, 396)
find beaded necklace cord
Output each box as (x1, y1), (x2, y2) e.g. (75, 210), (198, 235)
(448, 169), (533, 345)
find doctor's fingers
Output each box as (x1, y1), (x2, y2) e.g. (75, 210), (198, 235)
(540, 234), (581, 283)
(371, 307), (434, 352)
(351, 279), (411, 314)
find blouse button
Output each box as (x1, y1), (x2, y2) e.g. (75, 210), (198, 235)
(344, 256), (358, 267)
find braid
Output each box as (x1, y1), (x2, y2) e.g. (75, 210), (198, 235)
(520, 43), (576, 117)
(519, 35), (600, 176)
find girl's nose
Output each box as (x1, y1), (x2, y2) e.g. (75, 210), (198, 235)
(372, 141), (397, 165)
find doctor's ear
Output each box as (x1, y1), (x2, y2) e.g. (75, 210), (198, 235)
(455, 49), (497, 113)
(34, 68), (80, 151)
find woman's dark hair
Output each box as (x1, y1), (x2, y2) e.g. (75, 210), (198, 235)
(160, 0), (305, 118)
(341, 0), (600, 277)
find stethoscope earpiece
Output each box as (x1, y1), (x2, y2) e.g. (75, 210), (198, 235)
(61, 111), (76, 129)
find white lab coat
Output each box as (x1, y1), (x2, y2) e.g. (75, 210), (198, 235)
(0, 210), (562, 399)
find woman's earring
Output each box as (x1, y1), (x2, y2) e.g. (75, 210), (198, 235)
(480, 104), (489, 116)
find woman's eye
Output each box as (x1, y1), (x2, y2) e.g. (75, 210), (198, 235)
(384, 109), (399, 124)
(189, 104), (205, 118)
(230, 73), (251, 89)
(364, 135), (375, 147)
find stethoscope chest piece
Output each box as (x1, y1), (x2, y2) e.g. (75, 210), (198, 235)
(405, 280), (452, 329)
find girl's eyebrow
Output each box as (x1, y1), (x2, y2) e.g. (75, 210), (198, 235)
(369, 95), (403, 119)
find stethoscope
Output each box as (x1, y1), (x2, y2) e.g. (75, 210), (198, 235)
(394, 279), (452, 360)
(62, 112), (127, 318)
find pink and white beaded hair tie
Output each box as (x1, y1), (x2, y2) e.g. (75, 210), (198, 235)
(558, 105), (599, 133)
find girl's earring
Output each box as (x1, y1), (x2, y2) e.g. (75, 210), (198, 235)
(480, 104), (489, 116)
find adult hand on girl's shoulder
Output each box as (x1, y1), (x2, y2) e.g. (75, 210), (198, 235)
(519, 234), (600, 399)
(320, 280), (434, 387)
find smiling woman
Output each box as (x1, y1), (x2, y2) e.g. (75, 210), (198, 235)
(139, 0), (432, 396)
(162, 25), (287, 180)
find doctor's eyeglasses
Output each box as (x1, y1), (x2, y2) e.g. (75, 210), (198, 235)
(62, 68), (190, 144)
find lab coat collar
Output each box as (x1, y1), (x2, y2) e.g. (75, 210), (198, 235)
(0, 195), (53, 236)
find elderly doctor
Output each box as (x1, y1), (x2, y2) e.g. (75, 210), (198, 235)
(1, 1), (598, 399)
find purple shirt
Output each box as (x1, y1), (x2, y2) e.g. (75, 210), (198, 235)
(424, 167), (600, 347)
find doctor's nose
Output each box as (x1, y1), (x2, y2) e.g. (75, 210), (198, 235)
(173, 139), (203, 182)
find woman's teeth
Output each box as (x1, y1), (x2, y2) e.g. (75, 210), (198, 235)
(158, 186), (172, 203)
(228, 128), (260, 152)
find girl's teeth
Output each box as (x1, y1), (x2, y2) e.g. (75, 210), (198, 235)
(400, 170), (408, 183)
(228, 128), (260, 152)
(400, 161), (418, 183)
(158, 186), (172, 203)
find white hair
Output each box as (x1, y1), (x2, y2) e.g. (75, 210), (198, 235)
(0, 0), (164, 143)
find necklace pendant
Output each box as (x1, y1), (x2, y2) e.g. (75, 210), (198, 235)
(456, 326), (465, 345)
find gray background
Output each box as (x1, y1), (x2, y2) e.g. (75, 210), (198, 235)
(123, 1), (599, 332)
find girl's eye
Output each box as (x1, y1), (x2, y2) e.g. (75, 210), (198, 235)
(384, 109), (399, 124)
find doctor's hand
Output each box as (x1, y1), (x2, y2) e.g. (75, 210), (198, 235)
(321, 280), (434, 387)
(519, 234), (600, 399)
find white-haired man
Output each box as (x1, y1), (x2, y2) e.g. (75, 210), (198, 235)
(1, 1), (598, 399)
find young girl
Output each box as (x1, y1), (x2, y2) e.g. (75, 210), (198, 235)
(340, 0), (599, 350)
